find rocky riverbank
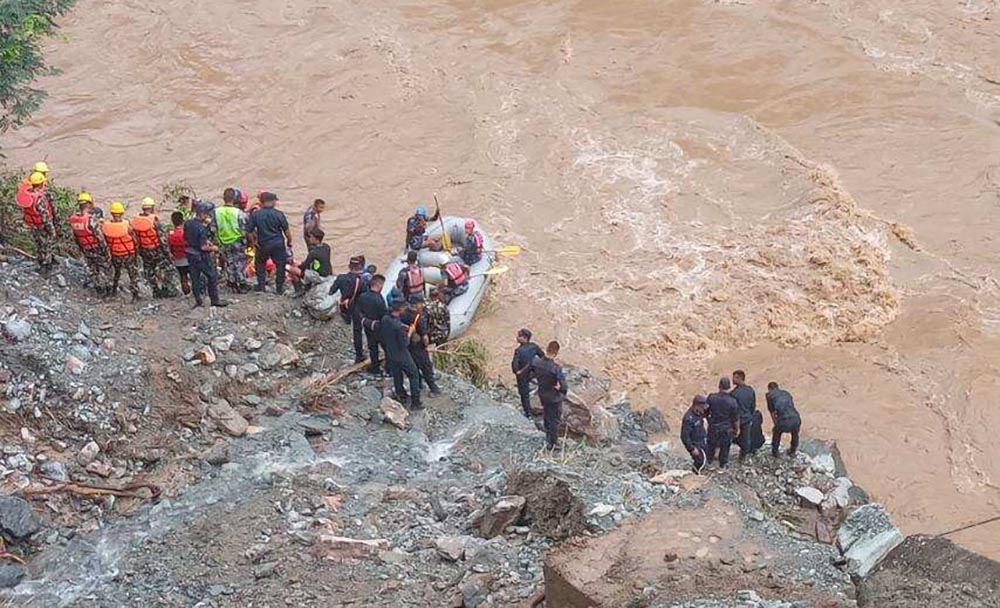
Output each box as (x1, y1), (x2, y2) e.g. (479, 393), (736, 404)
(0, 252), (996, 607)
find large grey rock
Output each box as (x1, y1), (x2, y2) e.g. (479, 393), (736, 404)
(796, 486), (825, 508)
(3, 318), (31, 341)
(435, 535), (468, 562)
(479, 495), (526, 539)
(0, 563), (25, 588)
(302, 276), (339, 320)
(208, 400), (248, 437)
(837, 504), (904, 579)
(0, 495), (41, 540)
(380, 397), (408, 429)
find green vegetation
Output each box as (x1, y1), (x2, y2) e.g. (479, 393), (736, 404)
(0, 166), (77, 254)
(0, 0), (78, 134)
(434, 338), (490, 388)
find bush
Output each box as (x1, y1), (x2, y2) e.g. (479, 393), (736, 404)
(434, 338), (490, 388)
(0, 166), (78, 255)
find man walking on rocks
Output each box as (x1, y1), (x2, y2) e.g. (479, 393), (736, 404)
(247, 192), (291, 295)
(381, 300), (422, 409)
(730, 370), (759, 462)
(680, 395), (709, 473)
(405, 294), (442, 396)
(530, 341), (567, 450)
(766, 382), (802, 458)
(706, 377), (739, 469)
(358, 274), (388, 374)
(68, 192), (112, 296)
(511, 328), (544, 418)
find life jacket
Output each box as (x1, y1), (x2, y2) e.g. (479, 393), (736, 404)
(69, 212), (101, 251)
(405, 266), (424, 295)
(101, 221), (137, 257)
(129, 215), (162, 251)
(167, 226), (187, 260)
(15, 182), (52, 229)
(443, 262), (467, 286)
(467, 231), (484, 252)
(215, 206), (242, 245)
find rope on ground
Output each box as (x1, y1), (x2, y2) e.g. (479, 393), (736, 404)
(24, 479), (162, 502)
(937, 514), (1000, 538)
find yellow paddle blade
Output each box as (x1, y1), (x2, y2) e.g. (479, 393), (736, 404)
(492, 245), (522, 256)
(480, 265), (510, 277)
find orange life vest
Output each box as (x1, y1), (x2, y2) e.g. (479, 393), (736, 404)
(101, 221), (137, 257)
(167, 226), (186, 260)
(130, 215), (162, 251)
(444, 262), (467, 285)
(69, 212), (101, 251)
(406, 266), (424, 295)
(15, 182), (52, 229)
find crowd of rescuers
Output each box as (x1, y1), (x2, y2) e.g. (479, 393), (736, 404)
(679, 372), (804, 473)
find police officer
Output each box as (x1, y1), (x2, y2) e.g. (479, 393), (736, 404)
(405, 294), (441, 396)
(706, 377), (739, 469)
(680, 395), (709, 473)
(529, 341), (567, 450)
(184, 203), (228, 308)
(730, 370), (758, 462)
(510, 328), (544, 418)
(330, 256), (366, 364)
(766, 382), (802, 457)
(380, 300), (422, 409)
(357, 274), (388, 374)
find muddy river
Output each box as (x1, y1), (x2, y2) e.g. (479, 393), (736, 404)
(4, 0), (999, 558)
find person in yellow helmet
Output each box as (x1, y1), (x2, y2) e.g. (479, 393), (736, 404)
(14, 171), (59, 272)
(68, 192), (113, 297)
(32, 161), (50, 176)
(130, 198), (178, 298)
(101, 201), (141, 301)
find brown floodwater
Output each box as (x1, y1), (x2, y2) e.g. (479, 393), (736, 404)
(4, 0), (1000, 558)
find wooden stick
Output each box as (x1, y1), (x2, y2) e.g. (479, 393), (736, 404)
(0, 245), (36, 260)
(25, 480), (162, 501)
(307, 359), (371, 393)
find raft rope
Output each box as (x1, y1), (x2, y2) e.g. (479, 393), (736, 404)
(937, 514), (1000, 538)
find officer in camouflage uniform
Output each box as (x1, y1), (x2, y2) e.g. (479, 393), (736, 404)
(16, 172), (59, 273)
(425, 288), (451, 346)
(131, 198), (178, 298)
(68, 192), (113, 296)
(101, 201), (141, 302)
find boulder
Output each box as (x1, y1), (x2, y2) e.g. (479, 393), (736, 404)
(534, 368), (620, 445)
(0, 563), (25, 589)
(837, 503), (904, 579)
(302, 276), (340, 320)
(380, 397), (409, 429)
(261, 343), (300, 369)
(435, 535), (468, 562)
(796, 486), (825, 508)
(208, 400), (249, 437)
(824, 477), (853, 510)
(203, 441), (230, 466)
(0, 495), (41, 540)
(461, 573), (493, 608)
(210, 334), (235, 352)
(479, 495), (526, 539)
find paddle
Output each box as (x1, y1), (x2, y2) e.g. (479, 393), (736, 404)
(433, 194), (452, 251)
(468, 265), (510, 279)
(490, 245), (522, 256)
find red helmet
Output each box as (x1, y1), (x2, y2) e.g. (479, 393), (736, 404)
(464, 219), (476, 230)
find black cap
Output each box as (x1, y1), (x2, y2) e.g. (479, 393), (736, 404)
(693, 395), (708, 405)
(518, 328), (532, 339)
(260, 192), (278, 203)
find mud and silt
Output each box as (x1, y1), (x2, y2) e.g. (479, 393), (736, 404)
(4, 0), (1000, 557)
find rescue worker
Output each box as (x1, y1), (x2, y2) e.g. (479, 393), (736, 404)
(358, 274), (388, 374)
(425, 288), (451, 346)
(32, 161), (50, 177)
(459, 219), (484, 266)
(246, 192), (291, 295)
(511, 328), (544, 418)
(395, 251), (425, 299)
(101, 201), (141, 301)
(706, 377), (740, 469)
(176, 195), (195, 221)
(730, 370), (759, 462)
(766, 382), (802, 458)
(530, 341), (567, 450)
(292, 228), (332, 296)
(680, 395), (709, 474)
(15, 171), (58, 272)
(303, 198), (325, 240)
(404, 294), (442, 396)
(68, 192), (112, 296)
(405, 205), (441, 251)
(440, 259), (470, 303)
(130, 198), (177, 298)
(168, 211), (191, 295)
(380, 300), (422, 409)
(330, 256), (366, 363)
(216, 188), (251, 292)
(185, 202), (228, 308)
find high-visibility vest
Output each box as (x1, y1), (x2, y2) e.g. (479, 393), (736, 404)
(406, 266), (424, 295)
(69, 212), (101, 251)
(167, 227), (186, 260)
(215, 206), (242, 245)
(444, 262), (467, 285)
(129, 215), (162, 251)
(101, 221), (137, 257)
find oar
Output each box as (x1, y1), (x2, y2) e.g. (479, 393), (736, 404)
(490, 245), (522, 256)
(468, 265), (510, 279)
(433, 194), (452, 251)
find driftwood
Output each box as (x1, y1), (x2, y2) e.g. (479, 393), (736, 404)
(0, 245), (36, 260)
(25, 479), (162, 501)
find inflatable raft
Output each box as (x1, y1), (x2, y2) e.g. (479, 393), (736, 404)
(382, 216), (495, 341)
